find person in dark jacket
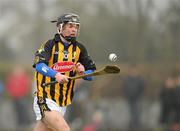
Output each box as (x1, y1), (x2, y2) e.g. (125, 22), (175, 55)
(122, 64), (145, 129)
(160, 69), (180, 131)
(159, 77), (176, 125)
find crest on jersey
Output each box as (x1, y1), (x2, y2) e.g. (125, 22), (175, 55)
(63, 50), (69, 59)
(38, 97), (44, 104)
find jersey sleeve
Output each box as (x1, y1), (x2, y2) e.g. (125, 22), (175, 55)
(33, 40), (54, 68)
(78, 44), (96, 71)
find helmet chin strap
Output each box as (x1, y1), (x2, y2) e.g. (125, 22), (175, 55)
(60, 34), (76, 43)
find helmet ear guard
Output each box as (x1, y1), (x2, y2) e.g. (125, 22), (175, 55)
(57, 23), (63, 34)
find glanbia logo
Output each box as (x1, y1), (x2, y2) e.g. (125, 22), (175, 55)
(52, 62), (75, 72)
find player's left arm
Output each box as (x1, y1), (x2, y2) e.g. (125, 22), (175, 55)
(77, 43), (96, 81)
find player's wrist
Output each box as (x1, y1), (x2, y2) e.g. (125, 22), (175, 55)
(76, 62), (85, 75)
(83, 70), (94, 81)
(55, 73), (69, 83)
(55, 72), (62, 79)
(84, 70), (93, 74)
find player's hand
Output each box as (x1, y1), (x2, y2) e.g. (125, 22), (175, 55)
(76, 62), (85, 75)
(55, 72), (69, 84)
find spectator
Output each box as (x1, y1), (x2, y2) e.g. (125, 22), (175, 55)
(159, 77), (176, 126)
(172, 75), (180, 131)
(159, 69), (180, 131)
(5, 65), (31, 128)
(122, 64), (145, 129)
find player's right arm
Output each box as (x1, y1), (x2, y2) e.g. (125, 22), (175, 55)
(35, 63), (68, 83)
(33, 40), (68, 83)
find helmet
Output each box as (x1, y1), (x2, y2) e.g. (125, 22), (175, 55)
(51, 13), (80, 43)
(51, 13), (80, 27)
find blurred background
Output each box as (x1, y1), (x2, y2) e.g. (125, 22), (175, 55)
(0, 0), (180, 130)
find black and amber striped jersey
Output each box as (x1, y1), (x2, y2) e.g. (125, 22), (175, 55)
(33, 34), (96, 107)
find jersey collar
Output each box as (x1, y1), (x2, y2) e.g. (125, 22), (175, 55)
(54, 33), (76, 46)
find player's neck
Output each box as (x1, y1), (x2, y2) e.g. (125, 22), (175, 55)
(60, 35), (71, 45)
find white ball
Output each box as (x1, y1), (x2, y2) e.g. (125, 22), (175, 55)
(109, 53), (117, 62)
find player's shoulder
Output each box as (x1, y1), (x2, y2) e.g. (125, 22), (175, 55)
(43, 35), (57, 47)
(76, 41), (86, 50)
(45, 39), (55, 46)
(44, 33), (61, 46)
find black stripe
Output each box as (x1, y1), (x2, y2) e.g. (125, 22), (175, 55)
(41, 76), (47, 98)
(72, 44), (77, 76)
(59, 83), (64, 106)
(70, 80), (75, 101)
(63, 45), (69, 61)
(72, 44), (76, 63)
(50, 43), (59, 102)
(64, 44), (77, 105)
(64, 80), (71, 105)
(50, 78), (55, 102)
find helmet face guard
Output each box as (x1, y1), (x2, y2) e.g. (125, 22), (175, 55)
(51, 13), (80, 42)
